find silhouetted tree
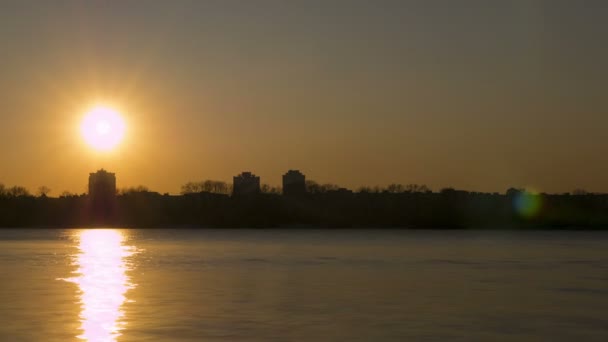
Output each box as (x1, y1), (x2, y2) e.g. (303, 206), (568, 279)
(405, 184), (430, 193)
(201, 180), (214, 192)
(306, 181), (343, 193)
(119, 186), (150, 195)
(358, 186), (372, 193)
(181, 182), (201, 194)
(37, 186), (51, 198)
(306, 180), (321, 194)
(60, 191), (77, 198)
(209, 181), (230, 194)
(181, 180), (231, 195)
(261, 184), (281, 194)
(320, 183), (340, 193)
(506, 187), (524, 196)
(7, 186), (30, 197)
(386, 184), (404, 193)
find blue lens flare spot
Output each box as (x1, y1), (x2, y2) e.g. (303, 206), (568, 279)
(514, 191), (542, 218)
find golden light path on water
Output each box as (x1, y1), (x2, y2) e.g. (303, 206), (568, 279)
(63, 230), (138, 342)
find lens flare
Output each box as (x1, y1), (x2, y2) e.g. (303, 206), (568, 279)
(514, 191), (542, 218)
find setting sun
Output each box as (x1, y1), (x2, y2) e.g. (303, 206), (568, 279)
(81, 106), (126, 152)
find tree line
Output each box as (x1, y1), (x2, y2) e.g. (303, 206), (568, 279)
(1, 180), (607, 228)
(1, 179), (600, 198)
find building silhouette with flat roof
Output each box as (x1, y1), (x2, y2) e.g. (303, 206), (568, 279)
(282, 170), (306, 196)
(89, 169), (116, 199)
(88, 169), (117, 225)
(233, 172), (261, 196)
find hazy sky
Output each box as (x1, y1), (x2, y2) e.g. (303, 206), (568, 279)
(1, 0), (607, 194)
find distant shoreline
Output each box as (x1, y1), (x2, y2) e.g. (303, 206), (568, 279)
(1, 190), (607, 229)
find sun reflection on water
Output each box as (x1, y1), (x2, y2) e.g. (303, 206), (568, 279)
(63, 230), (137, 342)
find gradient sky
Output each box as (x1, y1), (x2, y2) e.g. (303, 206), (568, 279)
(1, 0), (607, 194)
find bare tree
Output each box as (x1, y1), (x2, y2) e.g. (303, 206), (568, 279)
(305, 181), (344, 193)
(358, 186), (372, 193)
(261, 184), (271, 194)
(306, 180), (321, 194)
(119, 186), (150, 195)
(386, 184), (404, 193)
(181, 182), (201, 194)
(7, 186), (30, 197)
(506, 187), (524, 196)
(419, 185), (431, 193)
(182, 180), (231, 195)
(320, 183), (340, 193)
(60, 191), (76, 198)
(405, 184), (430, 193)
(37, 186), (52, 198)
(201, 180), (213, 192)
(211, 181), (229, 194)
(261, 184), (281, 194)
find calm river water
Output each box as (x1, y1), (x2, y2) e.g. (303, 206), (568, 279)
(1, 229), (607, 341)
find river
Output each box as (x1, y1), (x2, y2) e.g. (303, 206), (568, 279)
(1, 229), (607, 341)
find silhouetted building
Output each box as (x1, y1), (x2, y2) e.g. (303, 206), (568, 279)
(233, 172), (260, 196)
(89, 169), (117, 199)
(283, 170), (306, 196)
(87, 169), (117, 225)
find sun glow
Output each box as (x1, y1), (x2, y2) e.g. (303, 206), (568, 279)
(81, 106), (126, 152)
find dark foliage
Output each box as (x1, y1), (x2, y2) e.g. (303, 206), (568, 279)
(0, 187), (607, 228)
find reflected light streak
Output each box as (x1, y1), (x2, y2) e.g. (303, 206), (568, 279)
(64, 230), (137, 342)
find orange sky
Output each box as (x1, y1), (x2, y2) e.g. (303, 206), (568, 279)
(1, 1), (607, 194)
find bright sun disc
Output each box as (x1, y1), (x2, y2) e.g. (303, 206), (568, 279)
(81, 106), (126, 151)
